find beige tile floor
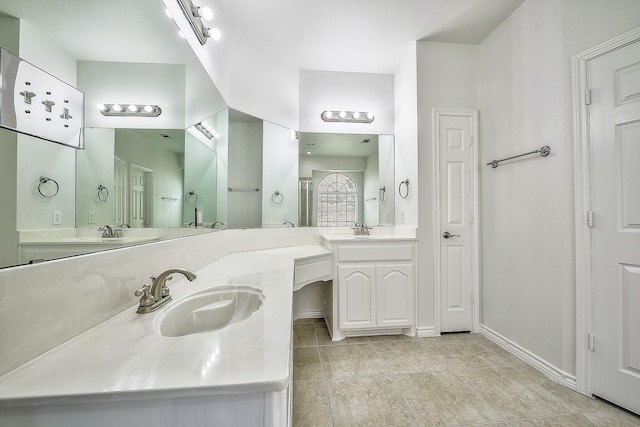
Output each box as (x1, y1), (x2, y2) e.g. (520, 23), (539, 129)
(292, 319), (640, 427)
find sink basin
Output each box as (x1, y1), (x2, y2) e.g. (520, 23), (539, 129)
(155, 285), (264, 337)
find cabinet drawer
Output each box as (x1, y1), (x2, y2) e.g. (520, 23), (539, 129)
(337, 244), (414, 262)
(294, 254), (332, 290)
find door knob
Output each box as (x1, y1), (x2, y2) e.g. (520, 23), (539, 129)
(443, 231), (460, 239)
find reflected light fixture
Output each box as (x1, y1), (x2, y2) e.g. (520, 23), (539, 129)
(99, 104), (161, 117)
(176, 0), (221, 45)
(321, 110), (375, 123)
(195, 121), (218, 139)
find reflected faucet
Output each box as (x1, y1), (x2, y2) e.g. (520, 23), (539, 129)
(353, 223), (371, 236)
(283, 220), (294, 227)
(212, 221), (224, 229)
(135, 268), (197, 314)
(98, 225), (118, 238)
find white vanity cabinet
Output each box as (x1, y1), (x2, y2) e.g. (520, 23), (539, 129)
(326, 238), (416, 340)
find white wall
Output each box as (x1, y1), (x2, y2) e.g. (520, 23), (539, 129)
(183, 132), (217, 225)
(76, 129), (116, 227)
(215, 109), (229, 225)
(184, 57), (227, 128)
(378, 134), (395, 226)
(416, 42), (478, 332)
(78, 61), (185, 130)
(0, 130), (18, 267)
(227, 122), (263, 228)
(477, 0), (640, 377)
(228, 33), (300, 130)
(299, 70), (394, 135)
(393, 45), (419, 228)
(262, 122), (299, 227)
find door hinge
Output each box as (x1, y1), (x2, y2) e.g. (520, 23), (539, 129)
(588, 333), (595, 351)
(587, 210), (594, 227)
(585, 89), (592, 105)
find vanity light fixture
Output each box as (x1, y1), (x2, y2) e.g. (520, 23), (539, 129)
(99, 104), (162, 117)
(321, 110), (375, 123)
(195, 121), (218, 139)
(176, 0), (221, 45)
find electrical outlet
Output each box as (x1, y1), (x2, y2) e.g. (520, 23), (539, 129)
(52, 210), (61, 225)
(88, 211), (95, 224)
(400, 211), (405, 224)
(282, 212), (288, 220)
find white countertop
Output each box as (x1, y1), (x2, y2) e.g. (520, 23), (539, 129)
(0, 245), (330, 407)
(18, 236), (160, 246)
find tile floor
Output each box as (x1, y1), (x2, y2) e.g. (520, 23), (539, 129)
(292, 318), (640, 427)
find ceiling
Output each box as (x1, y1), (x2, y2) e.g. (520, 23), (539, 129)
(0, 0), (524, 74)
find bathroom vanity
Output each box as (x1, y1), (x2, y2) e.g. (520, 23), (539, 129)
(0, 245), (330, 427)
(322, 233), (417, 341)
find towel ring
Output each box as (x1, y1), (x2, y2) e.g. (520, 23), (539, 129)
(184, 191), (199, 205)
(379, 186), (386, 202)
(97, 185), (109, 202)
(398, 179), (410, 199)
(37, 176), (59, 199)
(271, 191), (284, 205)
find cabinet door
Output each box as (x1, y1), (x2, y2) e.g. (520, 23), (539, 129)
(338, 265), (376, 330)
(377, 263), (414, 328)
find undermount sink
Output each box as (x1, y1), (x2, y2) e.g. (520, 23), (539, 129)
(155, 285), (264, 337)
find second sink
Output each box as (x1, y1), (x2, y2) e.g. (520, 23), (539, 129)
(155, 285), (264, 337)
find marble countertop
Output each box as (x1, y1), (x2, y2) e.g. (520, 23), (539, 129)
(0, 245), (330, 407)
(17, 236), (160, 246)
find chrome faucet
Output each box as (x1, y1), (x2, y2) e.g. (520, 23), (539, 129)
(134, 268), (197, 314)
(98, 225), (118, 238)
(211, 221), (224, 229)
(283, 220), (295, 227)
(353, 222), (371, 236)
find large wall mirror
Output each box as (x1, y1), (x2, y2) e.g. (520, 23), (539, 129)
(0, 0), (395, 269)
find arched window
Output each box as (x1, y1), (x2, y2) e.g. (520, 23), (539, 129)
(317, 172), (358, 226)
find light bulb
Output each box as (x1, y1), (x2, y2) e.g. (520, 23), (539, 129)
(205, 27), (221, 41)
(97, 104), (106, 111)
(353, 111), (361, 119)
(144, 105), (154, 113)
(112, 104), (123, 112)
(339, 111), (347, 119)
(127, 104), (138, 112)
(201, 120), (208, 127)
(206, 125), (213, 131)
(213, 132), (219, 138)
(201, 6), (213, 20)
(367, 112), (374, 120)
(325, 111), (333, 118)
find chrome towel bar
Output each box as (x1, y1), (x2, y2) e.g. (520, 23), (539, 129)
(487, 145), (551, 168)
(228, 187), (260, 192)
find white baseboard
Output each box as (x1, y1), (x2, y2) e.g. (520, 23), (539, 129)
(416, 326), (438, 338)
(292, 310), (325, 322)
(480, 325), (577, 390)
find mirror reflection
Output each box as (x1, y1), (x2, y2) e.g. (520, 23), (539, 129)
(298, 132), (395, 228)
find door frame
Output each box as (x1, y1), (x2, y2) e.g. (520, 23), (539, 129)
(432, 108), (480, 334)
(572, 26), (640, 397)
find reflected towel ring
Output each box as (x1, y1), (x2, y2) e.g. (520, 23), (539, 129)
(184, 191), (199, 205)
(379, 186), (386, 202)
(271, 191), (284, 205)
(38, 176), (59, 198)
(97, 185), (109, 202)
(398, 179), (410, 199)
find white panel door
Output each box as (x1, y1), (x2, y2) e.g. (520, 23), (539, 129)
(438, 113), (474, 332)
(589, 39), (640, 414)
(113, 157), (125, 224)
(129, 166), (148, 228)
(338, 265), (375, 330)
(377, 263), (413, 328)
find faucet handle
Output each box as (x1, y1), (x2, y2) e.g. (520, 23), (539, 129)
(134, 284), (154, 307)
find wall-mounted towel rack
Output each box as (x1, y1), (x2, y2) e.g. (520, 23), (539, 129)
(161, 196), (179, 201)
(184, 191), (199, 205)
(228, 187), (260, 192)
(487, 145), (551, 168)
(37, 176), (59, 198)
(97, 185), (109, 202)
(271, 191), (284, 205)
